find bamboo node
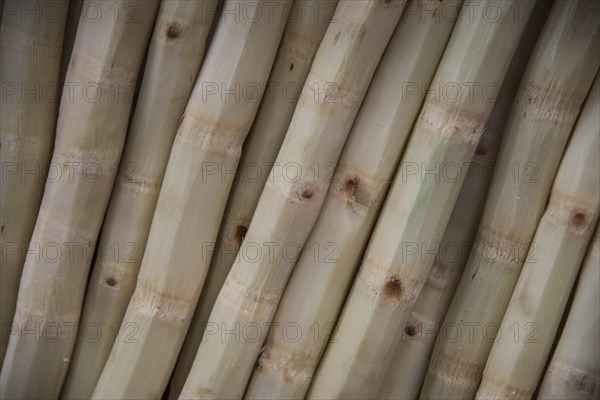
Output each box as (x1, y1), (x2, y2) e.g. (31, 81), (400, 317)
(426, 351), (483, 392)
(546, 359), (599, 396)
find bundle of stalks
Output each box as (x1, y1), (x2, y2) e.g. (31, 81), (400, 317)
(180, 1), (407, 398)
(475, 74), (600, 400)
(377, 4), (551, 397)
(538, 229), (600, 400)
(421, 2), (600, 398)
(60, 1), (218, 398)
(0, 0), (69, 365)
(244, 0), (462, 398)
(0, 1), (160, 398)
(167, 1), (337, 396)
(92, 1), (291, 398)
(307, 1), (535, 398)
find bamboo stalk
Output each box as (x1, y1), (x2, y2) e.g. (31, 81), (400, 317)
(60, 2), (218, 398)
(421, 2), (600, 398)
(91, 1), (291, 398)
(0, 1), (159, 398)
(307, 1), (535, 398)
(244, 1), (461, 398)
(378, 4), (550, 397)
(168, 1), (337, 398)
(475, 74), (600, 400)
(0, 0), (69, 366)
(538, 229), (600, 400)
(180, 2), (407, 399)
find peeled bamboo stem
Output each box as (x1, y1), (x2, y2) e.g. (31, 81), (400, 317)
(307, 1), (535, 398)
(91, 1), (291, 398)
(538, 229), (600, 400)
(0, 0), (69, 365)
(180, 2), (407, 399)
(377, 4), (550, 397)
(168, 2), (336, 397)
(244, 1), (461, 398)
(421, 2), (600, 398)
(60, 2), (218, 398)
(475, 74), (600, 400)
(0, 1), (159, 398)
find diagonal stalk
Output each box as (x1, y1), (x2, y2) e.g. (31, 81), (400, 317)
(60, 2), (218, 398)
(421, 1), (600, 398)
(307, 1), (536, 398)
(377, 3), (551, 397)
(91, 1), (291, 398)
(180, 1), (407, 398)
(0, 1), (160, 398)
(244, 0), (462, 398)
(0, 0), (69, 366)
(475, 74), (600, 400)
(537, 229), (600, 400)
(167, 1), (337, 398)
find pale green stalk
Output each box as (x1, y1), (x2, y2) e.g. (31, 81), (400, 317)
(0, 0), (69, 366)
(378, 4), (550, 397)
(61, 2), (218, 398)
(168, 2), (337, 397)
(538, 230), (600, 400)
(181, 1), (407, 398)
(0, 1), (159, 398)
(92, 1), (291, 398)
(475, 74), (600, 400)
(421, 2), (600, 398)
(245, 0), (462, 398)
(308, 1), (535, 398)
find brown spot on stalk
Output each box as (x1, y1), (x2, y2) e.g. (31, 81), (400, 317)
(343, 177), (359, 197)
(301, 189), (314, 199)
(166, 23), (181, 39)
(235, 225), (248, 244)
(383, 276), (403, 300)
(404, 323), (417, 337)
(289, 63), (294, 71)
(105, 276), (118, 287)
(571, 211), (586, 229)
